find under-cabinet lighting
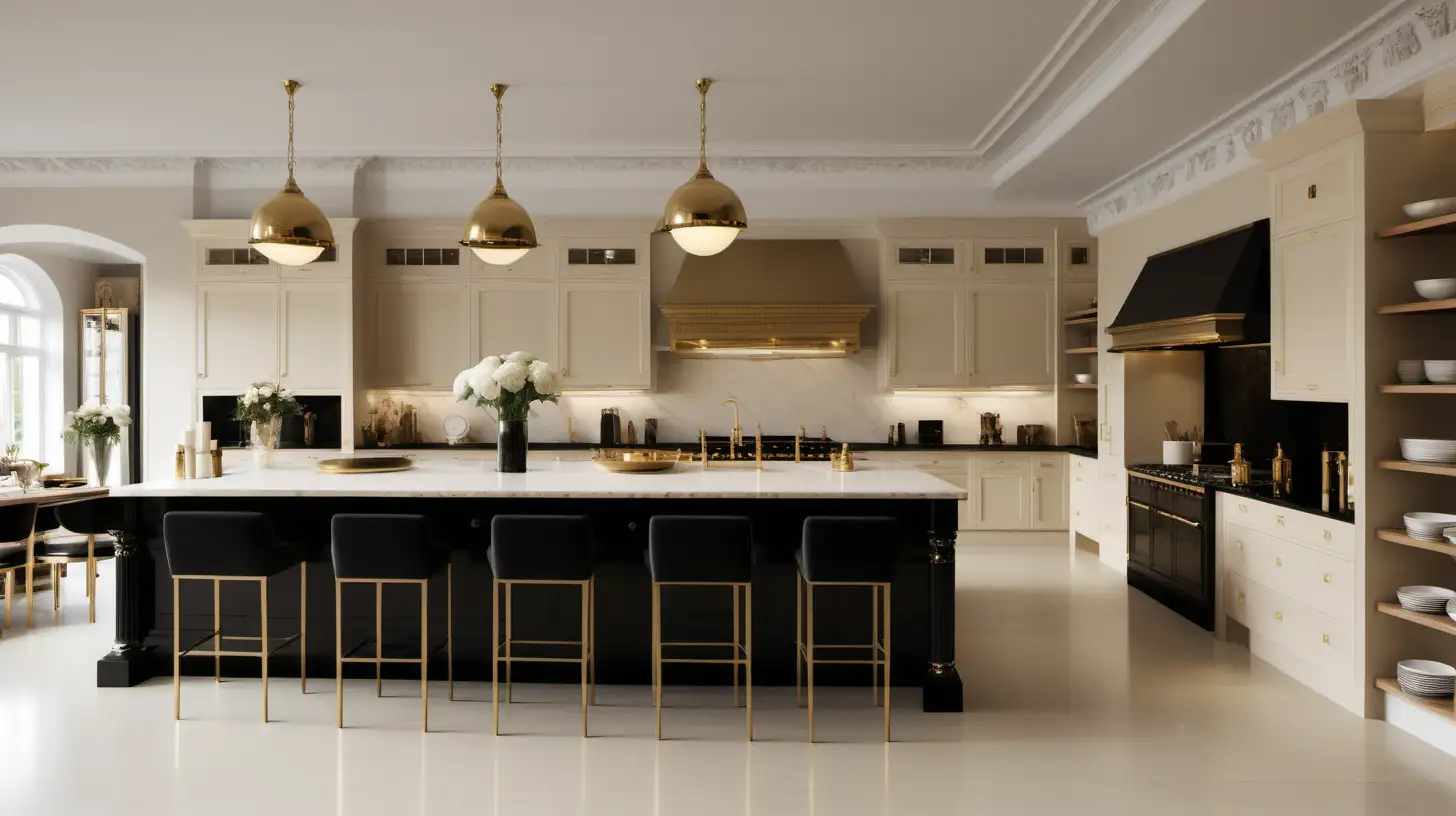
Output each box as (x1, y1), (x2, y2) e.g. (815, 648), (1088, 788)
(891, 388), (1052, 397)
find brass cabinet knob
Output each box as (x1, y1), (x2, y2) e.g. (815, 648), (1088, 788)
(1308, 183), (1317, 199)
(1276, 556), (1283, 567)
(1307, 384), (1318, 391)
(1276, 516), (1285, 526)
(1236, 590), (1245, 602)
(1323, 573), (1332, 584)
(1322, 634), (1330, 645)
(1275, 611), (1283, 622)
(1323, 529), (1332, 540)
(1238, 504), (1248, 513)
(1237, 541), (1245, 552)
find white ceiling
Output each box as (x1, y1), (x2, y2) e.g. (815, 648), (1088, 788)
(0, 0), (1405, 210)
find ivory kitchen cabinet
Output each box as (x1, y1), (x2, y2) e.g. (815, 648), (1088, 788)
(967, 284), (1054, 389)
(1270, 220), (1353, 402)
(558, 280), (651, 390)
(368, 281), (471, 388)
(472, 280), (558, 363)
(196, 281), (279, 388)
(1030, 454), (1068, 529)
(279, 281), (350, 390)
(968, 455), (1031, 529)
(885, 281), (965, 389)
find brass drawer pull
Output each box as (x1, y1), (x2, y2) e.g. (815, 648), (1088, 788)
(1323, 573), (1332, 584)
(1322, 634), (1330, 645)
(1237, 541), (1245, 552)
(1126, 499), (1151, 510)
(1308, 183), (1317, 199)
(1276, 515), (1285, 527)
(1323, 529), (1331, 540)
(1275, 611), (1283, 622)
(1236, 590), (1245, 602)
(1155, 509), (1201, 528)
(1275, 556), (1283, 567)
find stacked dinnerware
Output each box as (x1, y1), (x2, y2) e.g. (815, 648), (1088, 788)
(1426, 360), (1456, 385)
(1400, 439), (1456, 464)
(1396, 585), (1456, 613)
(1399, 360), (1427, 384)
(1404, 513), (1456, 541)
(1396, 659), (1456, 697)
(1449, 597), (1456, 625)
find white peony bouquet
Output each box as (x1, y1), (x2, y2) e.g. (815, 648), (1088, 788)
(63, 402), (132, 444)
(453, 351), (559, 421)
(233, 382), (303, 423)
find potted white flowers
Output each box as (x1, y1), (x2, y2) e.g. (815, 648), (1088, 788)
(63, 403), (131, 486)
(453, 352), (559, 472)
(233, 382), (302, 469)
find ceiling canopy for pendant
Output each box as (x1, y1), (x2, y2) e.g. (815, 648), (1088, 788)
(662, 78), (747, 257)
(249, 79), (335, 266)
(461, 83), (538, 266)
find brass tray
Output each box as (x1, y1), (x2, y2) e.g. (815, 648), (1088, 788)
(592, 448), (682, 473)
(317, 456), (414, 474)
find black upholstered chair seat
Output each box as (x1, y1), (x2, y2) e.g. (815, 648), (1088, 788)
(648, 515), (753, 583)
(38, 533), (116, 559)
(0, 503), (37, 545)
(163, 511), (303, 577)
(0, 542), (27, 569)
(331, 514), (444, 580)
(488, 515), (595, 581)
(796, 516), (898, 583)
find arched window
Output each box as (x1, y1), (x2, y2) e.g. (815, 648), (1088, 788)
(0, 265), (46, 461)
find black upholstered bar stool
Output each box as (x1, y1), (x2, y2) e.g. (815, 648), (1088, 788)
(0, 503), (37, 635)
(41, 499), (122, 623)
(488, 515), (595, 737)
(647, 515), (753, 740)
(163, 511), (307, 723)
(796, 516), (897, 743)
(331, 513), (451, 732)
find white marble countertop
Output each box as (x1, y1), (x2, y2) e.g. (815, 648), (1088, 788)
(109, 457), (966, 500)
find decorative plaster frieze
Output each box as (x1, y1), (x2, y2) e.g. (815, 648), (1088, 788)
(1084, 0), (1456, 234)
(0, 156), (195, 187)
(378, 155), (983, 176)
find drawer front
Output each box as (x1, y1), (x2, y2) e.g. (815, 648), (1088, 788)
(1278, 592), (1354, 675)
(1283, 512), (1354, 561)
(975, 453), (1030, 473)
(1226, 570), (1252, 627)
(1072, 501), (1098, 539)
(1282, 540), (1354, 622)
(1032, 455), (1065, 474)
(1272, 145), (1354, 236)
(1224, 522), (1285, 590)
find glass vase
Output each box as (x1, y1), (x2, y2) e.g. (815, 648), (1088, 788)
(88, 438), (114, 487)
(497, 419), (528, 473)
(251, 415), (283, 470)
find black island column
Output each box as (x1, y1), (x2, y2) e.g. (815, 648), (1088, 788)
(96, 527), (156, 687)
(924, 498), (963, 712)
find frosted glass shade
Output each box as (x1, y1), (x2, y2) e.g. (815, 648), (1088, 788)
(470, 246), (533, 266)
(254, 242), (326, 266)
(669, 225), (743, 256)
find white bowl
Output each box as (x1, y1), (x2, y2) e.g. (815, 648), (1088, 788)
(1403, 198), (1456, 220)
(1415, 278), (1456, 301)
(1401, 439), (1456, 463)
(1398, 659), (1456, 678)
(1397, 586), (1456, 602)
(1073, 373), (1094, 384)
(1404, 513), (1456, 534)
(1424, 360), (1456, 384)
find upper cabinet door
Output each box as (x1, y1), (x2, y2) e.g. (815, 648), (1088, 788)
(197, 281), (279, 387)
(1062, 240), (1097, 280)
(885, 282), (965, 389)
(967, 284), (1054, 388)
(369, 281), (471, 388)
(1272, 221), (1353, 402)
(473, 280), (559, 365)
(884, 240), (964, 280)
(197, 243), (279, 281)
(558, 280), (651, 390)
(279, 281), (350, 390)
(972, 239), (1051, 281)
(1270, 144), (1355, 238)
(365, 244), (467, 282)
(471, 239), (557, 280)
(557, 238), (650, 280)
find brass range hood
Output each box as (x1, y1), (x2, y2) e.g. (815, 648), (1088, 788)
(661, 240), (871, 358)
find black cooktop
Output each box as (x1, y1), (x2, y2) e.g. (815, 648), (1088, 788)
(1129, 463), (1276, 491)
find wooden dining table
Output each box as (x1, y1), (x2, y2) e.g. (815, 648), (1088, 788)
(0, 485), (109, 508)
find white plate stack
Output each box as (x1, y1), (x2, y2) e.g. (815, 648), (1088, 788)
(1396, 585), (1456, 613)
(1448, 597), (1456, 625)
(1397, 659), (1456, 698)
(1400, 439), (1456, 464)
(1398, 360), (1427, 384)
(1404, 513), (1456, 541)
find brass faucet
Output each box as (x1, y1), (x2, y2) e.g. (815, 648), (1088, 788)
(723, 398), (743, 453)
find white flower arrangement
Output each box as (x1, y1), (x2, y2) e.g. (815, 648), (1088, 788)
(63, 402), (131, 444)
(454, 352), (559, 421)
(233, 381), (303, 423)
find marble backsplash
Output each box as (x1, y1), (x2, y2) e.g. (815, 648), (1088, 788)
(365, 354), (1058, 447)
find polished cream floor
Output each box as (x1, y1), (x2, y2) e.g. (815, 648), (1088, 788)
(3, 543), (1456, 815)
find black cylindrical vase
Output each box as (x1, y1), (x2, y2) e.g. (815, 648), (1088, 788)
(497, 419), (528, 473)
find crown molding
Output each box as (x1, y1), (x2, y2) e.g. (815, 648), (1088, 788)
(199, 157), (369, 189)
(0, 157), (195, 187)
(1081, 0), (1442, 234)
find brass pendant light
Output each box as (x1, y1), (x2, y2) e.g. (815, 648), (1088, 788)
(461, 84), (538, 265)
(662, 78), (746, 256)
(249, 79), (335, 266)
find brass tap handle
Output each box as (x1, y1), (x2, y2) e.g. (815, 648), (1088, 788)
(820, 424), (828, 441)
(755, 424), (763, 470)
(699, 428), (708, 469)
(794, 427), (803, 463)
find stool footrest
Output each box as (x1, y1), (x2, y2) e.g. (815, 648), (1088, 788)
(178, 630), (301, 658)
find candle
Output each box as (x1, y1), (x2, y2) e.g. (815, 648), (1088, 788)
(194, 421), (212, 449)
(194, 451), (213, 479)
(181, 428), (195, 479)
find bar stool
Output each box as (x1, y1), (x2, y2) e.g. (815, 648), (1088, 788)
(331, 513), (451, 732)
(488, 515), (595, 737)
(796, 516), (897, 743)
(0, 503), (37, 634)
(163, 511), (306, 723)
(41, 499), (122, 623)
(647, 515), (753, 740)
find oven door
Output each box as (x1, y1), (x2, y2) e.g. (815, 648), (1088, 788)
(1127, 495), (1153, 568)
(1161, 508), (1205, 590)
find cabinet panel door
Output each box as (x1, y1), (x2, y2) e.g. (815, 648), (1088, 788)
(1150, 510), (1175, 576)
(197, 282), (279, 387)
(280, 281), (349, 390)
(885, 282), (964, 388)
(559, 281), (651, 390)
(473, 281), (558, 364)
(967, 285), (1053, 388)
(1030, 469), (1067, 530)
(370, 282), (471, 388)
(1168, 512), (1205, 590)
(971, 472), (1029, 529)
(1128, 501), (1152, 567)
(1271, 222), (1352, 401)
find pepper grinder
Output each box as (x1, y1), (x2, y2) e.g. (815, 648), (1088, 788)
(1271, 443), (1292, 497)
(1229, 443), (1251, 487)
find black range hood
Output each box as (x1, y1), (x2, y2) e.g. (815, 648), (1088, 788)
(1107, 219), (1270, 352)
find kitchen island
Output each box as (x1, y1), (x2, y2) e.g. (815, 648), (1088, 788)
(98, 458), (967, 711)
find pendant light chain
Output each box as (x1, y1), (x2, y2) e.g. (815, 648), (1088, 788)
(699, 83), (708, 169)
(286, 84), (297, 184)
(496, 92), (504, 187)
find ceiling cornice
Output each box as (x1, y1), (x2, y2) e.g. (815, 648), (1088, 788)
(1082, 0), (1435, 234)
(0, 157), (196, 187)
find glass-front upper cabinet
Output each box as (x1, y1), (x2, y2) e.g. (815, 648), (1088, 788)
(80, 307), (132, 485)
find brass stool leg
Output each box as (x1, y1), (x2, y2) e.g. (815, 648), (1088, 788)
(745, 582), (753, 742)
(260, 577), (270, 724)
(5, 570), (13, 627)
(505, 582), (513, 703)
(883, 583), (892, 743)
(52, 563), (60, 613)
(491, 578), (500, 736)
(86, 536), (96, 624)
(375, 582), (383, 698)
(336, 580), (344, 729)
(653, 580), (662, 740)
(871, 584), (879, 706)
(806, 579), (815, 744)
(25, 532), (35, 628)
(173, 576), (181, 720)
(421, 580), (429, 733)
(732, 583), (740, 707)
(580, 580), (589, 738)
(213, 579), (221, 682)
(447, 563), (454, 702)
(300, 562), (308, 694)
(589, 576), (596, 706)
(795, 573), (802, 707)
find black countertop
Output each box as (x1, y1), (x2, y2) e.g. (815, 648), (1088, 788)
(363, 441), (1097, 456)
(1126, 464), (1354, 524)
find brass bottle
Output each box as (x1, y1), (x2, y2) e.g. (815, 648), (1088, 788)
(1271, 443), (1292, 496)
(1229, 443), (1251, 487)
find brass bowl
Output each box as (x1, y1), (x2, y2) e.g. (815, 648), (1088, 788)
(592, 448), (682, 473)
(317, 456), (414, 474)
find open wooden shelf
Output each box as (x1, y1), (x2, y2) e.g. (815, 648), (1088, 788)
(1064, 308), (1097, 322)
(1379, 384), (1456, 394)
(1065, 347), (1098, 355)
(1063, 317), (1097, 326)
(1377, 211), (1456, 238)
(1376, 678), (1456, 721)
(1377, 602), (1456, 637)
(1377, 528), (1456, 557)
(1378, 460), (1456, 477)
(1066, 383), (1096, 390)
(1376, 297), (1456, 315)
